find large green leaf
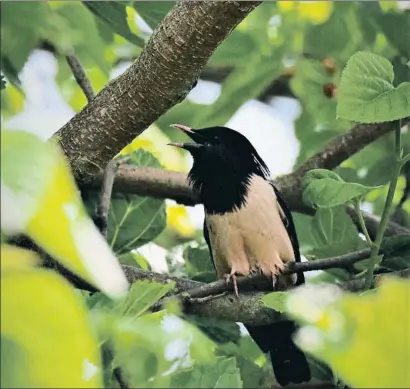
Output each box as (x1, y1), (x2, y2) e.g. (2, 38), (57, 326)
(83, 1), (145, 47)
(1, 248), (103, 388)
(302, 169), (378, 208)
(133, 1), (175, 29)
(286, 278), (410, 388)
(337, 51), (410, 123)
(170, 356), (243, 388)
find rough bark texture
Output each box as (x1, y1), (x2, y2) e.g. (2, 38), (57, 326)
(54, 1), (261, 182)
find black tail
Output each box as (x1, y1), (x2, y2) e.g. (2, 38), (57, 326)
(246, 321), (311, 387)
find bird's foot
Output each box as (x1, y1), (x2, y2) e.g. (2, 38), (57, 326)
(224, 273), (239, 298)
(271, 273), (277, 291)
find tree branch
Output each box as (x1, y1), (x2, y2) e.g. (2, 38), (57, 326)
(83, 119), (410, 237)
(54, 1), (261, 182)
(65, 51), (95, 102)
(10, 234), (409, 326)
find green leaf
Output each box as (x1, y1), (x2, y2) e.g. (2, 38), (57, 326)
(183, 243), (216, 281)
(310, 207), (366, 257)
(133, 1), (175, 29)
(337, 51), (410, 123)
(85, 150), (166, 255)
(113, 311), (216, 387)
(287, 278), (410, 388)
(302, 169), (378, 208)
(1, 336), (31, 388)
(54, 2), (109, 74)
(1, 259), (103, 387)
(377, 11), (410, 57)
(0, 2), (47, 76)
(192, 46), (285, 128)
(89, 280), (174, 319)
(183, 315), (241, 344)
(379, 235), (410, 271)
(83, 1), (145, 47)
(262, 291), (290, 313)
(170, 356), (242, 388)
(119, 251), (151, 269)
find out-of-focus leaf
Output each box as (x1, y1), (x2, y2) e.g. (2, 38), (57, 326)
(304, 2), (351, 60)
(183, 315), (241, 344)
(1, 248), (103, 388)
(170, 356), (242, 388)
(1, 130), (128, 299)
(302, 169), (378, 208)
(113, 312), (215, 388)
(337, 51), (410, 123)
(290, 59), (346, 129)
(54, 2), (109, 74)
(1, 74), (6, 90)
(262, 291), (290, 313)
(83, 1), (145, 47)
(376, 11), (410, 57)
(1, 336), (31, 388)
(192, 46), (285, 128)
(0, 2), (47, 76)
(133, 1), (175, 29)
(217, 336), (269, 387)
(287, 278), (410, 388)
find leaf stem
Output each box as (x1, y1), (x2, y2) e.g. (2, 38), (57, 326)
(353, 200), (372, 245)
(364, 120), (403, 289)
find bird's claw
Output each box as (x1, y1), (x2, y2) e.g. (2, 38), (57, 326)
(224, 273), (239, 298)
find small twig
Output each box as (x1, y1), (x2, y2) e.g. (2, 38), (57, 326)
(353, 201), (372, 245)
(65, 51), (95, 102)
(365, 119), (404, 289)
(95, 161), (118, 238)
(65, 50), (129, 388)
(154, 249), (372, 309)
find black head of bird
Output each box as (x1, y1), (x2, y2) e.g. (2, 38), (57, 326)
(168, 124), (270, 214)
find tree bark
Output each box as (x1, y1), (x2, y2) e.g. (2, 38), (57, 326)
(54, 1), (261, 182)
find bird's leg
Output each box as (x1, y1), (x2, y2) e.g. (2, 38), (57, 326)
(223, 273), (239, 298)
(271, 273), (277, 291)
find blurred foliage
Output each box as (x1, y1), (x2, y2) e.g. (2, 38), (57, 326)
(1, 1), (410, 388)
(282, 278), (410, 388)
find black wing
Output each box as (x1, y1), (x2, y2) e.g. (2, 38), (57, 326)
(270, 182), (305, 286)
(203, 218), (216, 270)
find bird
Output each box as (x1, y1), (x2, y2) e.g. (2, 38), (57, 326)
(168, 123), (311, 387)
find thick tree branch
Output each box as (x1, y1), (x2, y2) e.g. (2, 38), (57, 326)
(54, 1), (261, 182)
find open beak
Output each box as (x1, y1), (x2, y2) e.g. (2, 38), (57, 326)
(170, 123), (206, 144)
